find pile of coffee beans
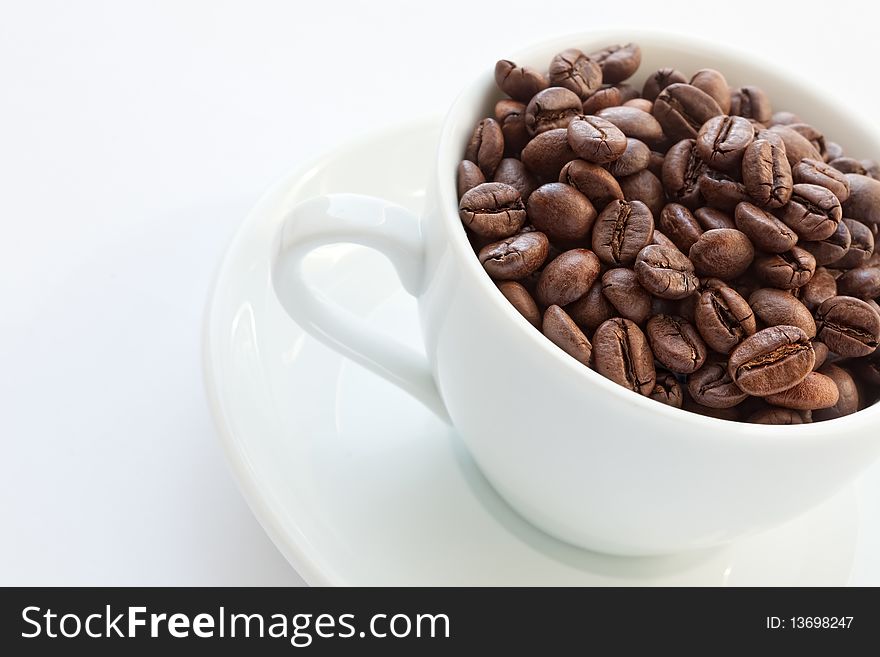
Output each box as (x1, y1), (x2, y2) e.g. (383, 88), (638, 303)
(458, 43), (880, 424)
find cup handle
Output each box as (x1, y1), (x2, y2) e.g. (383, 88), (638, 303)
(271, 193), (450, 424)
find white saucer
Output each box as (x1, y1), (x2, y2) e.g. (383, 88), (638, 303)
(205, 118), (873, 585)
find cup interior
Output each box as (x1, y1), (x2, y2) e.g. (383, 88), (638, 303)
(435, 29), (880, 433)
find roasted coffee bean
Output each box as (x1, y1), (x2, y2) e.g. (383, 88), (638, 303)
(459, 182), (526, 238)
(682, 396), (742, 420)
(478, 231), (550, 280)
(646, 314), (707, 373)
(613, 83), (641, 103)
(582, 87), (622, 114)
(734, 202), (798, 254)
(662, 139), (705, 209)
(465, 118), (504, 178)
(753, 246), (816, 289)
(694, 207), (735, 231)
(811, 341), (829, 370)
(698, 169), (751, 212)
(814, 364), (859, 420)
(457, 160), (485, 199)
(495, 99), (530, 157)
(659, 203), (703, 252)
(527, 182), (597, 242)
(786, 123), (826, 159)
(695, 279), (756, 354)
(688, 362), (748, 408)
(493, 157), (539, 202)
(559, 159), (623, 209)
(843, 174), (880, 225)
(782, 183), (842, 241)
(689, 229), (755, 280)
(825, 141), (845, 162)
(799, 268), (838, 311)
(792, 159), (850, 203)
(596, 107), (665, 147)
(831, 157), (868, 175)
(802, 220), (852, 266)
(565, 280), (615, 331)
(494, 60), (549, 102)
(618, 169), (665, 219)
(833, 219), (874, 269)
(749, 288), (816, 337)
(863, 160), (880, 181)
(770, 111), (802, 127)
(592, 200), (654, 266)
(651, 230), (679, 250)
(497, 281), (541, 328)
(521, 128), (579, 182)
(589, 43), (642, 84)
(601, 268), (652, 324)
(855, 352), (880, 386)
(764, 372), (839, 410)
(593, 317), (655, 395)
(696, 115), (754, 172)
(749, 407), (806, 424)
(525, 88), (582, 137)
(623, 99), (650, 112)
(730, 86), (772, 124)
(543, 305), (593, 366)
(767, 125), (822, 167)
(742, 138), (793, 209)
(837, 266), (880, 299)
(815, 296), (880, 357)
(689, 69), (731, 114)
(650, 372), (684, 408)
(642, 68), (688, 102)
(549, 49), (602, 100)
(567, 115), (627, 164)
(536, 248), (601, 307)
(654, 83), (723, 142)
(606, 138), (651, 177)
(648, 150), (665, 178)
(635, 244), (699, 300)
(728, 325), (814, 396)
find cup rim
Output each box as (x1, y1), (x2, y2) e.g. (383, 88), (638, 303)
(435, 28), (880, 436)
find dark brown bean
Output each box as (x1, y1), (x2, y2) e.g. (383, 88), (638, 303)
(635, 244), (699, 300)
(457, 160), (485, 199)
(688, 362), (749, 408)
(493, 157), (539, 202)
(494, 60), (549, 102)
(767, 125), (822, 167)
(695, 279), (757, 354)
(781, 183), (842, 241)
(606, 138), (651, 177)
(548, 49), (602, 100)
(459, 182), (526, 238)
(694, 207), (736, 231)
(764, 372), (839, 410)
(792, 159), (850, 204)
(495, 99), (530, 158)
(559, 159), (623, 209)
(786, 123), (827, 160)
(592, 200), (654, 266)
(730, 86), (773, 124)
(814, 364), (860, 421)
(543, 305), (593, 366)
(801, 220), (852, 266)
(799, 268), (838, 311)
(748, 288), (816, 337)
(646, 314), (707, 374)
(833, 219), (874, 269)
(589, 43), (642, 84)
(524, 87), (583, 136)
(536, 248), (601, 307)
(465, 118), (504, 178)
(593, 318), (655, 395)
(619, 169), (665, 219)
(497, 281), (540, 328)
(565, 280), (615, 332)
(742, 138), (793, 209)
(728, 325), (814, 396)
(837, 266), (880, 300)
(653, 83), (723, 142)
(596, 107), (665, 147)
(521, 128), (579, 182)
(689, 229), (755, 280)
(696, 115), (754, 172)
(527, 182), (597, 242)
(650, 372), (684, 408)
(567, 115), (627, 164)
(815, 296), (880, 357)
(749, 407), (806, 424)
(689, 69), (731, 114)
(643, 68), (688, 102)
(843, 174), (880, 225)
(659, 203), (703, 252)
(478, 231), (549, 280)
(753, 247), (816, 289)
(698, 169), (751, 212)
(582, 87), (622, 115)
(662, 139), (706, 209)
(601, 267), (652, 324)
(734, 202), (798, 254)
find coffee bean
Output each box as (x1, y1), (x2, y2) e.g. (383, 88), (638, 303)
(593, 317), (655, 395)
(624, 99), (653, 113)
(842, 174), (880, 225)
(495, 100), (530, 157)
(567, 115), (627, 164)
(635, 244), (699, 300)
(698, 169), (751, 212)
(814, 364), (859, 420)
(650, 372), (684, 408)
(798, 268), (838, 311)
(728, 325), (814, 395)
(527, 182), (596, 242)
(694, 207), (736, 231)
(543, 305), (593, 366)
(770, 111), (802, 127)
(654, 83), (723, 141)
(565, 280), (615, 331)
(662, 139), (706, 209)
(549, 49), (603, 100)
(535, 248), (601, 308)
(457, 160), (485, 199)
(689, 362), (749, 408)
(815, 295), (880, 357)
(749, 288), (816, 337)
(651, 230), (680, 250)
(689, 69), (731, 114)
(596, 107), (665, 147)
(648, 150), (665, 178)
(764, 372), (839, 410)
(811, 340), (829, 370)
(479, 231), (550, 280)
(589, 43), (641, 84)
(525, 87), (583, 137)
(767, 125), (823, 167)
(619, 169), (665, 219)
(734, 202), (798, 254)
(730, 86), (772, 124)
(695, 279), (756, 354)
(863, 160), (880, 181)
(592, 200), (654, 266)
(642, 68), (688, 102)
(521, 128), (579, 182)
(696, 115), (754, 172)
(459, 182), (526, 238)
(559, 159), (623, 209)
(825, 142), (845, 162)
(749, 407), (806, 424)
(659, 203), (703, 252)
(833, 219), (874, 269)
(689, 229), (755, 280)
(647, 314), (707, 373)
(601, 268), (652, 324)
(801, 220), (852, 266)
(494, 60), (548, 102)
(786, 123), (826, 160)
(753, 246), (816, 289)
(613, 83), (641, 103)
(465, 118), (504, 178)
(582, 87), (622, 114)
(606, 138), (650, 177)
(782, 183), (842, 241)
(792, 159), (850, 204)
(742, 138), (793, 209)
(497, 281), (540, 328)
(854, 352), (880, 386)
(683, 395), (742, 420)
(831, 157), (868, 175)
(493, 157), (539, 202)
(837, 266), (880, 300)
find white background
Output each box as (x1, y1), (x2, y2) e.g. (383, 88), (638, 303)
(1, 0), (878, 584)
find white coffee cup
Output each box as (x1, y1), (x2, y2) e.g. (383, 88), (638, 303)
(271, 30), (880, 556)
